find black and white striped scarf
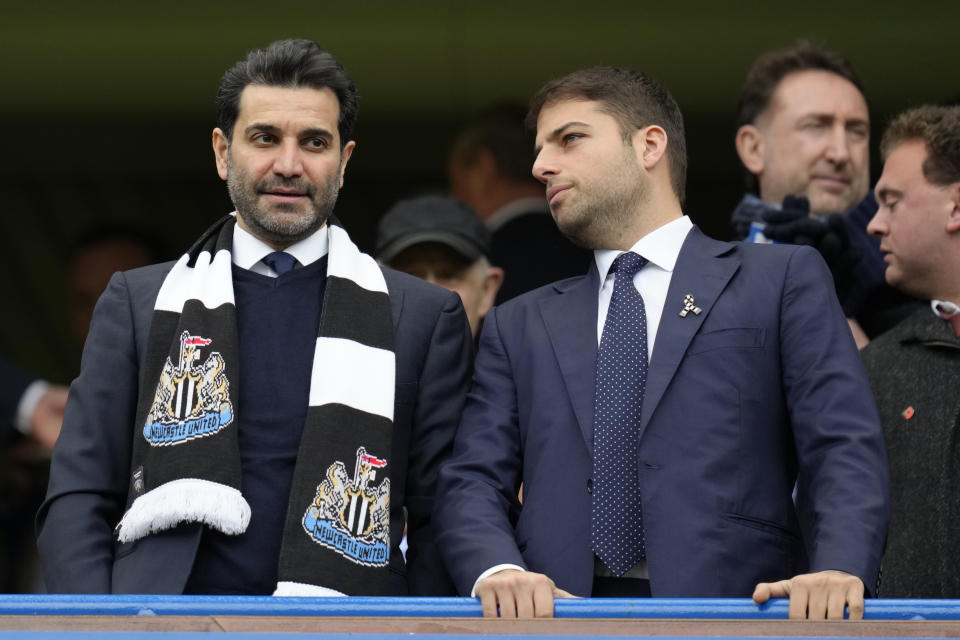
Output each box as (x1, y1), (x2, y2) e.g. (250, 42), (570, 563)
(116, 214), (395, 596)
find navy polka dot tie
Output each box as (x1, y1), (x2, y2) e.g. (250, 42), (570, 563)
(592, 251), (649, 577)
(262, 251), (298, 276)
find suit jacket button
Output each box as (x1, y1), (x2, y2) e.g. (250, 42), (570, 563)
(586, 478), (593, 493)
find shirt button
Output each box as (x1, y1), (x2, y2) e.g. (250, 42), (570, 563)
(586, 478), (593, 493)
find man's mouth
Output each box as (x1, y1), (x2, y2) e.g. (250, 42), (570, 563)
(546, 184), (572, 206)
(811, 175), (851, 191)
(260, 187), (309, 202)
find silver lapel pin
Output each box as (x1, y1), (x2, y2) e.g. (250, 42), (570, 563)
(679, 294), (702, 318)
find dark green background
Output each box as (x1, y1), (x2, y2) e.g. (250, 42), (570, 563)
(3, 0), (957, 381)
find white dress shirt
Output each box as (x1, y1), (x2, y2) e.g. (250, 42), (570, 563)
(231, 218), (329, 276)
(15, 380), (50, 436)
(594, 216), (693, 358)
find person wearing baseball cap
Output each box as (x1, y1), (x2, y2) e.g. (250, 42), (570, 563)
(377, 196), (504, 337)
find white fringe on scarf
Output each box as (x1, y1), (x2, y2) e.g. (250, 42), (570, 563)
(116, 478), (251, 543)
(273, 581), (346, 597)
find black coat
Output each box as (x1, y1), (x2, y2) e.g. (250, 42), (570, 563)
(862, 308), (960, 597)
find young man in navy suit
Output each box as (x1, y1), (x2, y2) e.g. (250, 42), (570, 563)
(434, 67), (889, 619)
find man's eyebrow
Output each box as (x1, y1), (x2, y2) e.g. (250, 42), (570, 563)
(244, 123), (281, 136)
(876, 186), (902, 202)
(299, 127), (335, 140)
(798, 113), (869, 128)
(534, 121), (591, 155)
(242, 125), (335, 140)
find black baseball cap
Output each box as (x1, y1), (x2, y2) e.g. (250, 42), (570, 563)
(375, 196), (492, 263)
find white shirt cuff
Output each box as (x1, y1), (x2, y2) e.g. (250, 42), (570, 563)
(16, 380), (50, 436)
(471, 563), (527, 597)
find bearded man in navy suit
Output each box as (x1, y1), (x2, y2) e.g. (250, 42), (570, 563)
(434, 67), (889, 620)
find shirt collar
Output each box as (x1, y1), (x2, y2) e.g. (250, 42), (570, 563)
(931, 299), (960, 318)
(231, 214), (330, 270)
(594, 215), (693, 283)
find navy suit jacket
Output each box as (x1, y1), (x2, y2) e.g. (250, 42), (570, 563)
(435, 226), (890, 598)
(37, 260), (473, 595)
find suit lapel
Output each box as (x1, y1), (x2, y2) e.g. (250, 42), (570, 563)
(639, 227), (740, 437)
(388, 281), (405, 331)
(540, 263), (601, 454)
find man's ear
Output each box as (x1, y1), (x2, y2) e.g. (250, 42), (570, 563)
(479, 266), (505, 319)
(338, 140), (357, 188)
(946, 182), (960, 233)
(213, 128), (230, 181)
(632, 125), (669, 171)
(735, 124), (765, 176)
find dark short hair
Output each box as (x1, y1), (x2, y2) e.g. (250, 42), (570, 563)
(450, 104), (539, 185)
(216, 39), (358, 147)
(735, 41), (864, 130)
(527, 66), (687, 205)
(881, 105), (960, 185)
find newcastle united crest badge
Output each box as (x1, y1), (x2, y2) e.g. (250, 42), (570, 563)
(143, 331), (234, 446)
(303, 447), (391, 567)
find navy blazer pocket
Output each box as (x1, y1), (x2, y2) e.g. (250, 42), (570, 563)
(722, 512), (800, 544)
(687, 328), (764, 356)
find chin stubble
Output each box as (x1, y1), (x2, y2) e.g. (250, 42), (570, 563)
(226, 155), (340, 245)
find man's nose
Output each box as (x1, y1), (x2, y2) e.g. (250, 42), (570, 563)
(532, 148), (556, 184)
(272, 140), (304, 176)
(866, 209), (887, 237)
(825, 126), (852, 165)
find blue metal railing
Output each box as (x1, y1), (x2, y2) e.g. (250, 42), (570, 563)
(0, 596), (958, 619)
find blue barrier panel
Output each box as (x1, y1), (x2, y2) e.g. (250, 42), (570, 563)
(0, 596), (958, 620)
(0, 635), (757, 640)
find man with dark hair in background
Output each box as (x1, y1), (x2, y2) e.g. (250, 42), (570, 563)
(38, 39), (471, 597)
(448, 105), (590, 303)
(732, 42), (918, 343)
(435, 65), (888, 619)
(861, 105), (960, 597)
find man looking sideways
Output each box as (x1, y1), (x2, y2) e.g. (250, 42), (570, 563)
(435, 66), (889, 620)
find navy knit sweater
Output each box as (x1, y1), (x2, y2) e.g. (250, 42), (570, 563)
(186, 256), (327, 594)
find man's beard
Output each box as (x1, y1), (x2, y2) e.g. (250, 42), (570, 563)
(226, 157), (340, 247)
(554, 148), (649, 250)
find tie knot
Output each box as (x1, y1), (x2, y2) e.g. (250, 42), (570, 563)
(612, 252), (647, 279)
(262, 251), (298, 276)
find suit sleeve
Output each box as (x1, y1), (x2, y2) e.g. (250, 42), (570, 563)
(779, 246), (890, 593)
(36, 272), (141, 593)
(433, 306), (528, 596)
(404, 290), (474, 596)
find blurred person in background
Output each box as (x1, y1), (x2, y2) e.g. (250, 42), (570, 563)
(376, 195), (502, 339)
(732, 42), (920, 345)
